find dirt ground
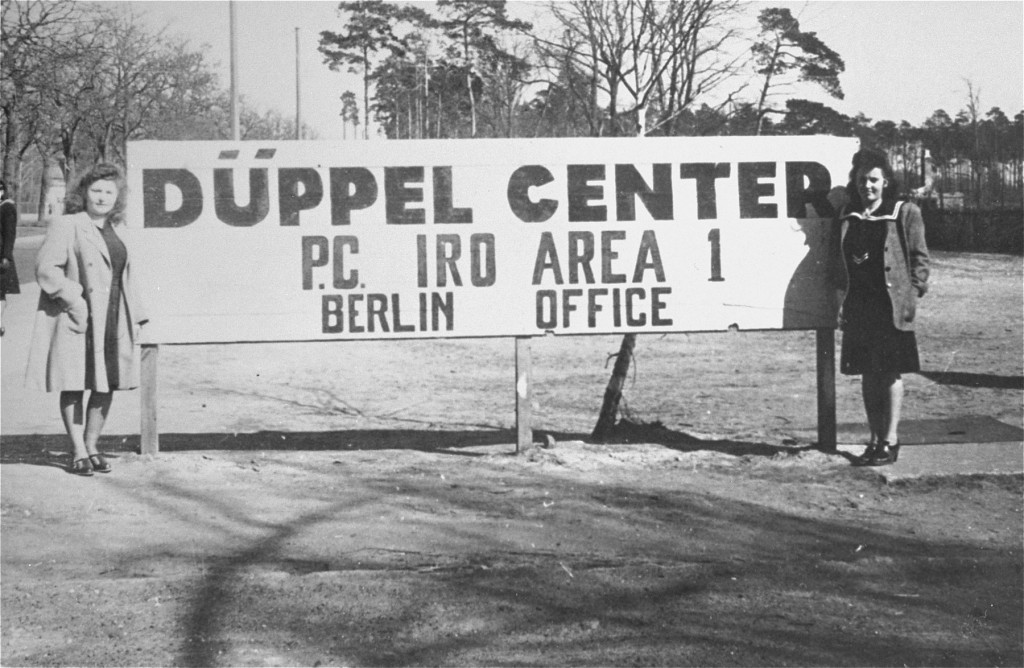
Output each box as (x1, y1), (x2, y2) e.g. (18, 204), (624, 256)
(1, 242), (1022, 667)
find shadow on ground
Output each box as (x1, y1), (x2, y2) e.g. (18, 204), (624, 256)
(0, 421), (796, 468)
(94, 459), (1024, 666)
(916, 370), (1024, 390)
(597, 418), (799, 457)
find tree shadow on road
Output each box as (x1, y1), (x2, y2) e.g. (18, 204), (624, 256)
(99, 461), (1022, 667)
(590, 418), (797, 457)
(3, 435), (1021, 666)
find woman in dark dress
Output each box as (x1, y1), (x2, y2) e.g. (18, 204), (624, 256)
(0, 179), (20, 336)
(26, 164), (149, 476)
(833, 148), (930, 467)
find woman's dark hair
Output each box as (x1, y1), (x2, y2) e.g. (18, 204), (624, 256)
(845, 148), (899, 207)
(65, 162), (126, 224)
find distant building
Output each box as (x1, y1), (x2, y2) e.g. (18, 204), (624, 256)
(42, 164), (66, 222)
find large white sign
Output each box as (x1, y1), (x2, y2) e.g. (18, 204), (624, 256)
(126, 136), (856, 344)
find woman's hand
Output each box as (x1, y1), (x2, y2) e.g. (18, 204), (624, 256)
(65, 298), (89, 333)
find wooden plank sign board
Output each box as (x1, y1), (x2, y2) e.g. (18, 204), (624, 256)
(125, 136), (857, 344)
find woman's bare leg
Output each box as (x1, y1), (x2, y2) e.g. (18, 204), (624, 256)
(59, 391), (88, 461)
(881, 373), (904, 444)
(84, 392), (113, 456)
(860, 374), (884, 445)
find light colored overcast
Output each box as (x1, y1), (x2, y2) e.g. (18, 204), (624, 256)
(128, 0), (1024, 139)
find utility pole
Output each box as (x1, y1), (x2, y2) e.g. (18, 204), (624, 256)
(295, 27), (302, 140)
(230, 0), (240, 141)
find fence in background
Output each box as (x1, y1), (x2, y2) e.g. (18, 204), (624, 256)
(918, 200), (1024, 255)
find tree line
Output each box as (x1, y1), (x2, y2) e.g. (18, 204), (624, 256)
(0, 0), (316, 211)
(319, 0), (1021, 207)
(3, 0), (1021, 210)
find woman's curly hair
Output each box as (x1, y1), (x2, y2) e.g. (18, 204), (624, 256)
(65, 163), (126, 225)
(845, 148), (899, 208)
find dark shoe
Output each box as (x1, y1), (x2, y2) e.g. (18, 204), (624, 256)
(89, 454), (112, 473)
(68, 458), (94, 476)
(852, 442), (880, 465)
(854, 441), (899, 467)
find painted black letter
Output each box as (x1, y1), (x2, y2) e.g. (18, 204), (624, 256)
(385, 166), (425, 225)
(433, 166), (473, 224)
(214, 168), (269, 226)
(279, 168), (323, 226)
(507, 165), (557, 222)
(616, 164), (672, 221)
(786, 161), (834, 218)
(143, 169), (202, 228)
(738, 162), (778, 219)
(329, 167), (377, 226)
(567, 164), (606, 222)
(679, 163), (731, 220)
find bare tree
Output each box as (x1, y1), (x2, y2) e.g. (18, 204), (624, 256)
(535, 0), (742, 139)
(435, 0), (531, 137)
(75, 7), (217, 164)
(0, 0), (79, 198)
(477, 40), (534, 138)
(959, 79), (984, 206)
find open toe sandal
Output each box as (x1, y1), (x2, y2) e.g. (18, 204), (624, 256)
(68, 458), (94, 476)
(88, 454), (112, 473)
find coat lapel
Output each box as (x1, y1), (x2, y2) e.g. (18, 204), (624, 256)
(75, 213), (111, 267)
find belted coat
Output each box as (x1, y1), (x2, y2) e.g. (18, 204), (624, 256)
(25, 212), (149, 392)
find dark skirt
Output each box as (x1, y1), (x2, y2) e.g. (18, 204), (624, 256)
(0, 260), (19, 298)
(840, 290), (920, 375)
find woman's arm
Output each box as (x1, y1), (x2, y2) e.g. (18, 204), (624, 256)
(120, 231), (150, 327)
(35, 217), (84, 308)
(903, 203), (930, 297)
(0, 202), (16, 263)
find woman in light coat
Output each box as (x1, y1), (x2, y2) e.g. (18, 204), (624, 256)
(26, 163), (148, 476)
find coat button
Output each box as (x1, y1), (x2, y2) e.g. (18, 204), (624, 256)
(885, 267), (891, 272)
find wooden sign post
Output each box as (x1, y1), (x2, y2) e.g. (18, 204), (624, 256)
(140, 344), (159, 455)
(816, 328), (837, 451)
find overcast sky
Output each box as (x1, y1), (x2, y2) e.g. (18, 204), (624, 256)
(129, 0), (1024, 140)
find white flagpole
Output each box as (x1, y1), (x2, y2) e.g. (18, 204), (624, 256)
(230, 0), (240, 141)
